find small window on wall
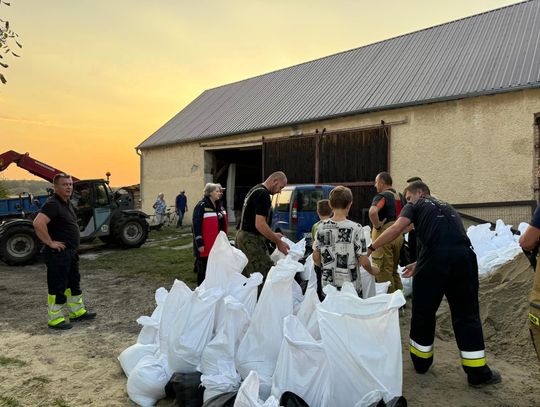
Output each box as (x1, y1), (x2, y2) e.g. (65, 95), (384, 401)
(297, 190), (324, 212)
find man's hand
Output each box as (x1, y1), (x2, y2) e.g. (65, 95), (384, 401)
(370, 264), (380, 275)
(49, 241), (66, 251)
(402, 262), (417, 278)
(276, 239), (289, 255)
(375, 218), (387, 230)
(198, 246), (205, 253)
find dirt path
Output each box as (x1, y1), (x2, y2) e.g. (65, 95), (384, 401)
(0, 253), (538, 406)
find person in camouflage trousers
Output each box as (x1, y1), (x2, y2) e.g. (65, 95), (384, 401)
(236, 172), (289, 290)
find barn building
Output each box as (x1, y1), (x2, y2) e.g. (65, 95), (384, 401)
(137, 0), (540, 227)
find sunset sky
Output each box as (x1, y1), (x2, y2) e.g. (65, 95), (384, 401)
(1, 0), (519, 186)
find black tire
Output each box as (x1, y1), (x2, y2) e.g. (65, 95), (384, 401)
(0, 225), (40, 266)
(113, 216), (149, 248)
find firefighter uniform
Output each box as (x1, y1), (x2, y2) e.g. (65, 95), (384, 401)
(371, 188), (405, 293)
(399, 196), (498, 386)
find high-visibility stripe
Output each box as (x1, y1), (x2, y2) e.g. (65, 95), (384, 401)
(529, 312), (540, 326)
(66, 295), (87, 318)
(410, 345), (433, 359)
(461, 357), (487, 367)
(47, 294), (66, 325)
(410, 339), (433, 353)
(460, 350), (485, 359)
(203, 212), (218, 218)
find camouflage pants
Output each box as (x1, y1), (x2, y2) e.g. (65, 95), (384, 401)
(530, 261), (540, 363)
(372, 222), (404, 293)
(236, 230), (273, 281)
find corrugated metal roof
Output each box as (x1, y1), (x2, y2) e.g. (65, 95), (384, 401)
(138, 0), (540, 149)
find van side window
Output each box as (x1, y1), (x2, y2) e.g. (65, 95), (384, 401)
(276, 190), (292, 211)
(297, 190), (324, 212)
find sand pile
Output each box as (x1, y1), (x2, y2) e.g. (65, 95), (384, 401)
(437, 252), (534, 362)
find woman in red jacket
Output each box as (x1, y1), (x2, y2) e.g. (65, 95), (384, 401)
(192, 183), (228, 285)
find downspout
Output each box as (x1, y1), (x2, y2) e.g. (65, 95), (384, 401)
(135, 147), (143, 210)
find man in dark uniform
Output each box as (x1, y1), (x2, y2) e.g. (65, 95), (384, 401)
(236, 171), (289, 282)
(33, 173), (96, 330)
(368, 181), (501, 388)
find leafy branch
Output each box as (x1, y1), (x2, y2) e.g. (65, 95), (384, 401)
(0, 0), (22, 84)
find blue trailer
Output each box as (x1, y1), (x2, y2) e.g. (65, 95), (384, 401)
(0, 193), (49, 220)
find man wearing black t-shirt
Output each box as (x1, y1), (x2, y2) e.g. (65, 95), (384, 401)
(33, 173), (96, 330)
(368, 181), (501, 388)
(236, 171), (290, 282)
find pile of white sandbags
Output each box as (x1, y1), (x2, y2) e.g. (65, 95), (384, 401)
(119, 231), (406, 407)
(467, 219), (528, 277)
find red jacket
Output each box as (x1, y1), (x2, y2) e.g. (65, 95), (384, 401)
(193, 197), (228, 258)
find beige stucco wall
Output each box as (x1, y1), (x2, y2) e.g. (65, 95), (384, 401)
(140, 88), (540, 224)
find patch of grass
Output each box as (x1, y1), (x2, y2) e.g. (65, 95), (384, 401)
(0, 356), (27, 367)
(53, 398), (69, 407)
(0, 396), (20, 407)
(81, 230), (198, 287)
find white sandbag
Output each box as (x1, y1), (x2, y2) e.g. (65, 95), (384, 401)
(127, 354), (170, 407)
(158, 280), (193, 356)
(234, 371), (280, 407)
(296, 286), (321, 340)
(302, 254), (317, 290)
(292, 279), (304, 315)
(356, 390), (389, 407)
(317, 289), (405, 405)
(270, 237), (306, 264)
(201, 360), (242, 402)
(360, 267), (376, 298)
(236, 258), (302, 400)
(201, 296), (251, 376)
(271, 315), (329, 407)
(398, 266), (413, 297)
(118, 343), (158, 378)
(229, 273), (263, 318)
(201, 232), (248, 290)
(375, 281), (391, 295)
(168, 286), (224, 373)
(137, 287), (168, 345)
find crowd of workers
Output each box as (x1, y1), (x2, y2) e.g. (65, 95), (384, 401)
(31, 167), (540, 391)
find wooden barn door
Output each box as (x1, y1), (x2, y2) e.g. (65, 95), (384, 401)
(263, 126), (390, 224)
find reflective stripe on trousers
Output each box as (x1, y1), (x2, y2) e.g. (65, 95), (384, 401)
(409, 338), (433, 359)
(65, 288), (87, 318)
(47, 294), (66, 326)
(460, 349), (487, 368)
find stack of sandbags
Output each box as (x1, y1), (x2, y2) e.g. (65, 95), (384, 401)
(467, 219), (526, 277)
(119, 231), (407, 406)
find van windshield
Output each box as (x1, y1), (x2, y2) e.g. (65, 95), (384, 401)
(297, 189), (325, 212)
(276, 190), (292, 211)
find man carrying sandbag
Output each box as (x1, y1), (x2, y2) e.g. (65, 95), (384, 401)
(236, 172), (290, 282)
(368, 180), (501, 388)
